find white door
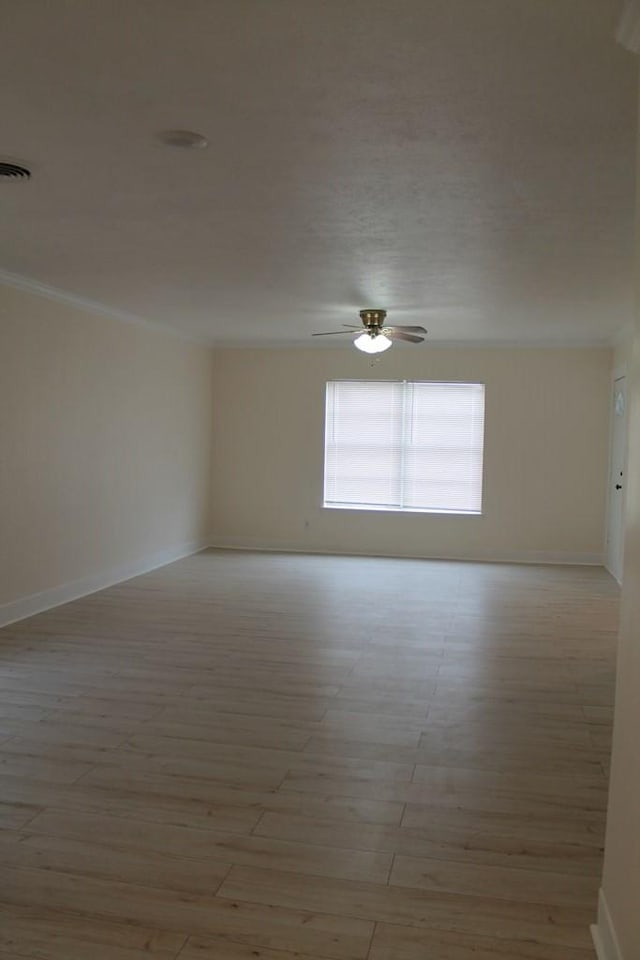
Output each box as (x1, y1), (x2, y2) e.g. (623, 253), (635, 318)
(606, 375), (627, 583)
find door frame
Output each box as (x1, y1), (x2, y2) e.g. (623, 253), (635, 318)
(605, 363), (628, 583)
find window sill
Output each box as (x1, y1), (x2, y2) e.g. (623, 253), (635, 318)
(323, 503), (482, 516)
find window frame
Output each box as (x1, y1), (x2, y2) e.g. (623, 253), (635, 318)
(322, 379), (486, 516)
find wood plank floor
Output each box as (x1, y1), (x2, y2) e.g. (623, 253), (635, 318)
(0, 550), (619, 959)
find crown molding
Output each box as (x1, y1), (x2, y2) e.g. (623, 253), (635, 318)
(0, 267), (622, 353)
(211, 337), (612, 351)
(0, 268), (209, 345)
(616, 0), (640, 54)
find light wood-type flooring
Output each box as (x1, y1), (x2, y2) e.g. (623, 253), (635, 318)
(0, 550), (619, 960)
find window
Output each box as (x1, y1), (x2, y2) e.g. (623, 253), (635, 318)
(323, 380), (485, 514)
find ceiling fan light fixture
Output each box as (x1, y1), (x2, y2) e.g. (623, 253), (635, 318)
(354, 332), (392, 354)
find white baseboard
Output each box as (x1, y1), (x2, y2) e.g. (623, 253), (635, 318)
(1, 537), (603, 630)
(592, 889), (624, 960)
(0, 540), (208, 628)
(208, 538), (603, 567)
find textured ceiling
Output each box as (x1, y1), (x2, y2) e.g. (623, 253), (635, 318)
(0, 0), (636, 344)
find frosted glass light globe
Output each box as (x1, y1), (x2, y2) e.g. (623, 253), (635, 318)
(354, 333), (392, 354)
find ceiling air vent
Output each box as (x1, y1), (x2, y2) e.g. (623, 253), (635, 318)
(0, 161), (31, 181)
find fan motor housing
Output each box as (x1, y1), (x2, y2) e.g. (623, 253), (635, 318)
(359, 308), (387, 331)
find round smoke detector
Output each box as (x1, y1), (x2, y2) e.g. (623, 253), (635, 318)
(0, 160), (31, 181)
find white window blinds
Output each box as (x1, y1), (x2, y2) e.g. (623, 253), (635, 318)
(324, 380), (485, 514)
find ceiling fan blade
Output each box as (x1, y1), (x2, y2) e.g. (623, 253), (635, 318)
(386, 325), (427, 334)
(387, 331), (424, 343)
(311, 330), (355, 336)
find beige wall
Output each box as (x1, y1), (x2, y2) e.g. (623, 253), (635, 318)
(0, 283), (212, 616)
(210, 346), (611, 562)
(599, 92), (640, 956)
(1, 284), (611, 616)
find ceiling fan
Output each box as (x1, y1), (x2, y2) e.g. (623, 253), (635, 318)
(312, 309), (427, 354)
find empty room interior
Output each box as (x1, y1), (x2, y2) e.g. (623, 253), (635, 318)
(1, 2), (640, 959)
